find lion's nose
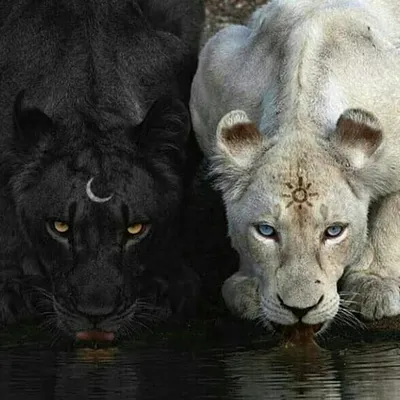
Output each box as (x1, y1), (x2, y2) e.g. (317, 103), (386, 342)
(278, 295), (324, 319)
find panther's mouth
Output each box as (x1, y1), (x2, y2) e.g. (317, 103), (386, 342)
(76, 331), (115, 342)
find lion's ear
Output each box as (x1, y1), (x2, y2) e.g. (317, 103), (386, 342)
(13, 90), (54, 151)
(332, 108), (383, 169)
(215, 110), (264, 169)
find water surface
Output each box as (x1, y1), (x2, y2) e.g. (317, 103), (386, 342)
(1, 339), (400, 399)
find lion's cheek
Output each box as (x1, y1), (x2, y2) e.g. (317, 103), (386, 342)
(246, 233), (279, 274)
(321, 238), (350, 281)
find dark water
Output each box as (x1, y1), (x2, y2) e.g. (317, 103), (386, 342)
(1, 340), (400, 400)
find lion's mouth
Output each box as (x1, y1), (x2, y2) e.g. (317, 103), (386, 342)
(76, 331), (115, 342)
(271, 322), (322, 333)
(271, 322), (323, 345)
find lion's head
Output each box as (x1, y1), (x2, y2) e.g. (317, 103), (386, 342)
(10, 91), (196, 340)
(214, 108), (383, 331)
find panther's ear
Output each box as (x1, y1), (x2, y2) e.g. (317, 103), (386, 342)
(215, 110), (264, 170)
(137, 97), (190, 167)
(13, 90), (54, 151)
(331, 108), (383, 169)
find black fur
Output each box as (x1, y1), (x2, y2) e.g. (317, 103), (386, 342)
(0, 0), (204, 338)
(182, 161), (240, 319)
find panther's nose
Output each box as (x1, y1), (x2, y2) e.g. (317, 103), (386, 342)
(76, 303), (115, 319)
(75, 289), (120, 320)
(278, 295), (324, 319)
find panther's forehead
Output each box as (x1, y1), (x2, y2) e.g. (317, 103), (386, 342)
(32, 156), (158, 220)
(86, 177), (113, 203)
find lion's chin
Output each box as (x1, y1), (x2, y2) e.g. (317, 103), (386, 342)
(271, 322), (323, 347)
(76, 331), (116, 342)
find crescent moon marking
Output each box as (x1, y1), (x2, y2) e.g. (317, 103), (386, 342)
(86, 177), (113, 203)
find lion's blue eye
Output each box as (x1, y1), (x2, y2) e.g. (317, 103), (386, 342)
(256, 224), (276, 238)
(325, 225), (345, 239)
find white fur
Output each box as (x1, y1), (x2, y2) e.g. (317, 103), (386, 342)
(191, 0), (400, 325)
(217, 110), (251, 135)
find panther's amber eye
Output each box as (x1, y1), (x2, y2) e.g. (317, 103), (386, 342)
(127, 223), (144, 235)
(54, 221), (69, 234)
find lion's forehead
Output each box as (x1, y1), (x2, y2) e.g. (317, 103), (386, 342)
(256, 162), (346, 197)
(233, 164), (360, 227)
(279, 175), (321, 209)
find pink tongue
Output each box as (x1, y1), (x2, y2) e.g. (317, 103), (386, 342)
(76, 331), (115, 342)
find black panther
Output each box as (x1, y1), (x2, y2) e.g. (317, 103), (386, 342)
(0, 0), (204, 341)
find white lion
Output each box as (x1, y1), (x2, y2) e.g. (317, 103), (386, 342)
(190, 0), (400, 331)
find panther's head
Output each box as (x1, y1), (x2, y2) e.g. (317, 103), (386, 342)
(10, 91), (196, 340)
(213, 109), (383, 332)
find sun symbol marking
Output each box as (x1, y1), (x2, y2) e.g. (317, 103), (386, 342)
(282, 176), (319, 208)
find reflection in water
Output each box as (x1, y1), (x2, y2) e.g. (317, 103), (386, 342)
(224, 346), (341, 399)
(0, 347), (230, 400)
(75, 348), (120, 364)
(341, 344), (400, 400)
(54, 350), (140, 399)
(224, 342), (400, 400)
(0, 342), (400, 399)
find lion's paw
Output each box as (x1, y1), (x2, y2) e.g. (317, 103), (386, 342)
(221, 273), (261, 320)
(342, 273), (400, 321)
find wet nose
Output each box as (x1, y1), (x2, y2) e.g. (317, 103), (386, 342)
(278, 295), (324, 319)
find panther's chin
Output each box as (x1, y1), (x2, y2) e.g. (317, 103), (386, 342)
(76, 331), (116, 342)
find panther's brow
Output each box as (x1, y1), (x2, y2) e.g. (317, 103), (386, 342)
(86, 177), (113, 203)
